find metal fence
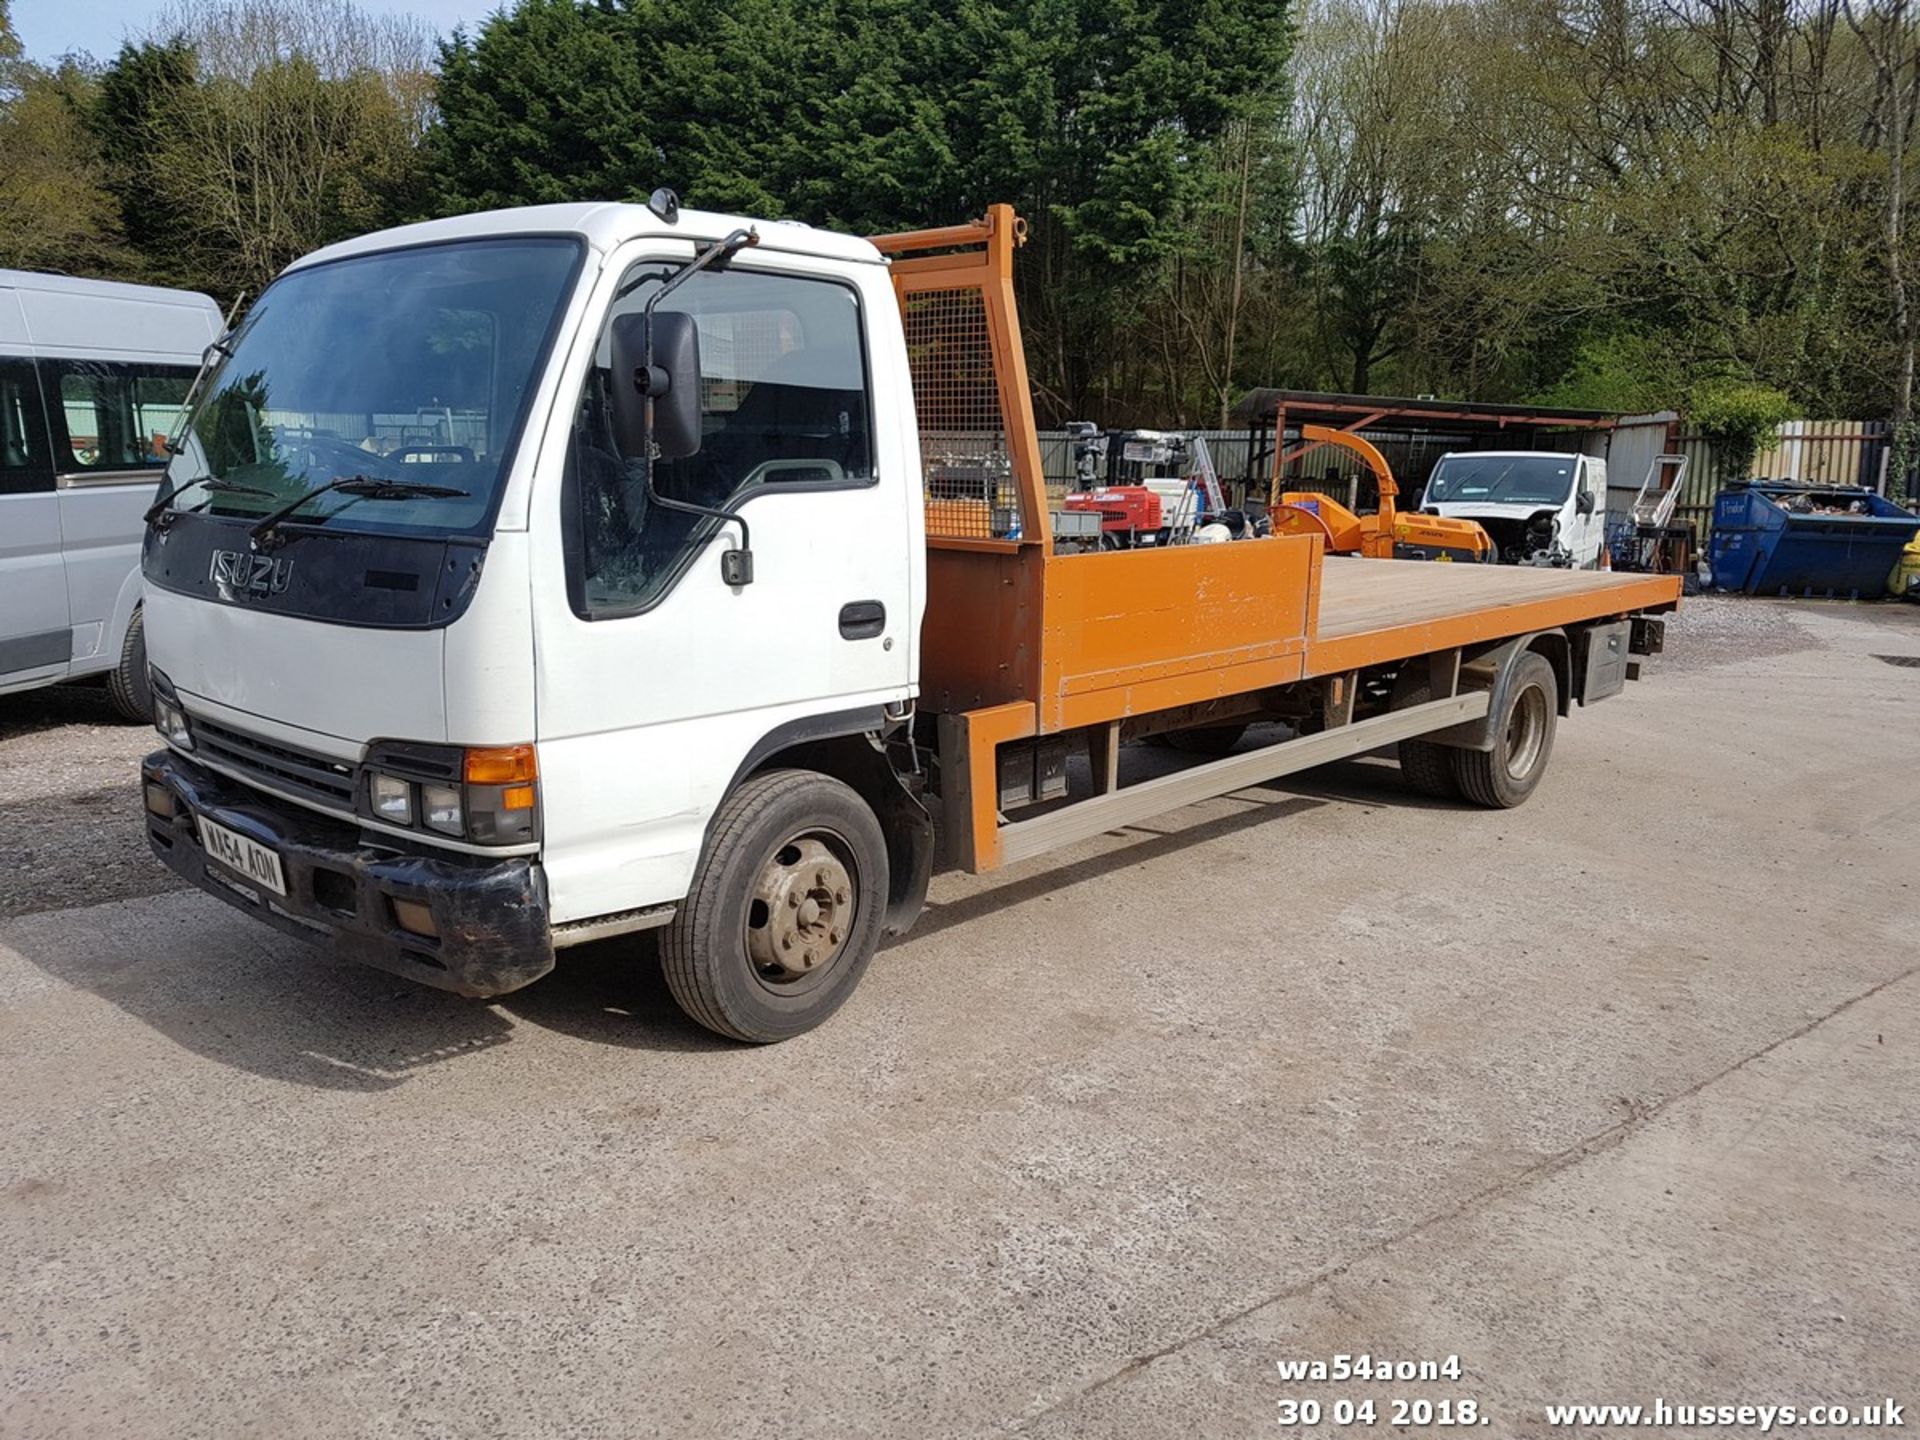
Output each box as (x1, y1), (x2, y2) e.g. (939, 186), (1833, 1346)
(1036, 429), (1259, 504)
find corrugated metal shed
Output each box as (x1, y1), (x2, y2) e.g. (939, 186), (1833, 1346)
(1605, 412), (1680, 521)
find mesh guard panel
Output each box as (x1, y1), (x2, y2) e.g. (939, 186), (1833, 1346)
(903, 288), (1021, 540)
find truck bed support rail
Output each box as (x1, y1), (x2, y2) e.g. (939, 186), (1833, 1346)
(992, 690), (1492, 868)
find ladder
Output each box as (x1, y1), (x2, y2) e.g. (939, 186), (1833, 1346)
(1630, 453), (1689, 529)
(1187, 436), (1229, 515)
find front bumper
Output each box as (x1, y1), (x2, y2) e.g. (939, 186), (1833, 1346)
(143, 748), (554, 997)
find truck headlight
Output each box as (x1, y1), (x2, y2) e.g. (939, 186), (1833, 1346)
(421, 784), (464, 836)
(358, 742), (539, 846)
(154, 696), (193, 751)
(370, 773), (413, 824)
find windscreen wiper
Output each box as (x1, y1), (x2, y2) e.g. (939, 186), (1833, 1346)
(249, 474), (470, 549)
(144, 477), (278, 530)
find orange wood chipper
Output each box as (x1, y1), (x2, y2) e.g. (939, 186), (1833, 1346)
(1271, 425), (1495, 563)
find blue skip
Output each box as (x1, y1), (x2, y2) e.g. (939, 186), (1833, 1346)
(1708, 480), (1920, 599)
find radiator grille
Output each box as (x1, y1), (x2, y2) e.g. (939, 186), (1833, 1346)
(193, 717), (356, 809)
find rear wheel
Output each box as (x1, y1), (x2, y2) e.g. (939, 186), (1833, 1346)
(1451, 651), (1557, 808)
(662, 769), (888, 1043)
(1392, 669), (1460, 800)
(104, 607), (152, 723)
(1397, 739), (1460, 799)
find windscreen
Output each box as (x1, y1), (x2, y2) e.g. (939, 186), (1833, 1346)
(162, 237), (582, 535)
(1424, 454), (1577, 506)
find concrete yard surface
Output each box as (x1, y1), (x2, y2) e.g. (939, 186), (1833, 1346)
(1, 597), (1916, 1438)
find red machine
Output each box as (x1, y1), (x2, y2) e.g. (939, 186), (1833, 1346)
(1063, 485), (1162, 535)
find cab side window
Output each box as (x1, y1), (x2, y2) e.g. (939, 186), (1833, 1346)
(47, 360), (194, 475)
(567, 265), (874, 618)
(0, 359), (53, 496)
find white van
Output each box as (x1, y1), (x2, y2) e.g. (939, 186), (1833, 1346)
(1, 271), (224, 718)
(1419, 450), (1608, 569)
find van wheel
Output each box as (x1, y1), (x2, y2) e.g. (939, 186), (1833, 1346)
(661, 769), (889, 1043)
(105, 608), (152, 724)
(1451, 652), (1557, 808)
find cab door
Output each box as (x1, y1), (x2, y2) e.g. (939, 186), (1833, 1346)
(528, 247), (919, 922)
(0, 356), (71, 690)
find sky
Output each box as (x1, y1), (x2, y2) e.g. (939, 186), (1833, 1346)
(8, 0), (488, 62)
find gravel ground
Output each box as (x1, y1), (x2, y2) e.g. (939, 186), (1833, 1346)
(1659, 592), (1819, 672)
(0, 684), (179, 921)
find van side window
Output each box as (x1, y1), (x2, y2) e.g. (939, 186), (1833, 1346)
(566, 265), (874, 618)
(0, 360), (53, 495)
(47, 360), (194, 475)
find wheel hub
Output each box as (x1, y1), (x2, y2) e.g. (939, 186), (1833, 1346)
(747, 836), (854, 982)
(1505, 683), (1548, 780)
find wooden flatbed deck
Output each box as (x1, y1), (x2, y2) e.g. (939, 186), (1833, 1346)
(1306, 558), (1681, 675)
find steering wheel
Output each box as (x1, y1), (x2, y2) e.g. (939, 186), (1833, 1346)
(390, 444), (476, 465)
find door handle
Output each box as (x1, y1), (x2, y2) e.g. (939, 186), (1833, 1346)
(838, 600), (886, 640)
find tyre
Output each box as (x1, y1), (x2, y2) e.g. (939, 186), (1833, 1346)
(104, 607), (152, 724)
(1450, 651), (1557, 808)
(1391, 668), (1460, 800)
(661, 768), (889, 1043)
(1397, 739), (1460, 799)
(1164, 722), (1248, 757)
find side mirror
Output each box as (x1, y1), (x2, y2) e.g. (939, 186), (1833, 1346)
(1576, 488), (1596, 516)
(608, 311), (702, 461)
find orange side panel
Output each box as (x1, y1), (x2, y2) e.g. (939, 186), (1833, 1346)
(919, 545), (1046, 714)
(1035, 537), (1318, 732)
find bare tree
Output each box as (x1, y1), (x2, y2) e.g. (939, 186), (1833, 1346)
(128, 0), (435, 294)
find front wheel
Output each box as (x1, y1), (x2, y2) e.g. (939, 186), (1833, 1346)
(661, 769), (889, 1043)
(1451, 651), (1557, 808)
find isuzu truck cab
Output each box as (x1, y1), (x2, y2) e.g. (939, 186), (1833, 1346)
(141, 202), (1681, 1042)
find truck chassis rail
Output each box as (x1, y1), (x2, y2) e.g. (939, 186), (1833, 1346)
(994, 690), (1489, 866)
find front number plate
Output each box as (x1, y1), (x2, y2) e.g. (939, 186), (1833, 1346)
(198, 816), (288, 897)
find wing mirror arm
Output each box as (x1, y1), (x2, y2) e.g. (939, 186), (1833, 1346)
(608, 226), (760, 586)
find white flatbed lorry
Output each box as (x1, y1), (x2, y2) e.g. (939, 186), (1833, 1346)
(138, 201), (1681, 1041)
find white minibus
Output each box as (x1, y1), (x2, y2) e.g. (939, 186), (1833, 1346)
(1, 270), (223, 718)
